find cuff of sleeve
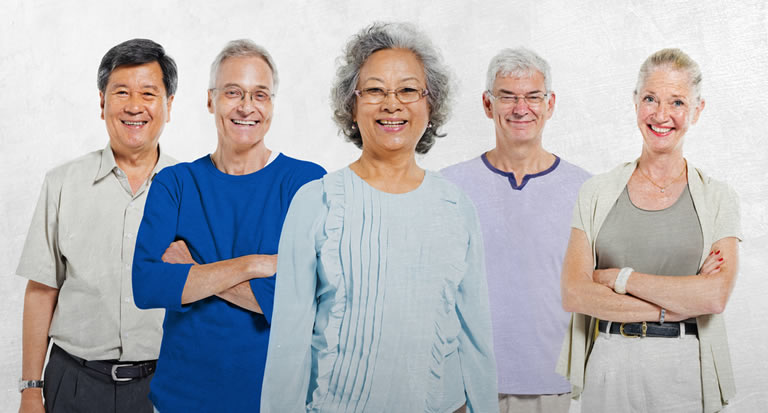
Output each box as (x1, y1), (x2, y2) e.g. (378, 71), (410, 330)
(134, 263), (194, 312)
(250, 274), (276, 324)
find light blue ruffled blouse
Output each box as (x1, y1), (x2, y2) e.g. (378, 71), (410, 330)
(261, 167), (497, 413)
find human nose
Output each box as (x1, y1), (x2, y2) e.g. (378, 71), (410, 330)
(381, 91), (403, 111)
(511, 97), (529, 114)
(238, 93), (256, 113)
(124, 93), (144, 114)
(652, 103), (669, 121)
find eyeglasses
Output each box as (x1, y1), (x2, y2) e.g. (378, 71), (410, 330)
(212, 86), (274, 103)
(354, 87), (429, 104)
(487, 91), (549, 106)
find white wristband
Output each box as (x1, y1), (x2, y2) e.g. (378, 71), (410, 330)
(613, 267), (634, 295)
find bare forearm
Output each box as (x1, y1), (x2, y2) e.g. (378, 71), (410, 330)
(561, 228), (689, 322)
(626, 271), (733, 316)
(181, 254), (276, 305)
(563, 275), (674, 321)
(216, 281), (263, 313)
(612, 238), (738, 316)
(20, 281), (58, 406)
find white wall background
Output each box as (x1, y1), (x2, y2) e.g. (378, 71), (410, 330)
(1, 1), (766, 411)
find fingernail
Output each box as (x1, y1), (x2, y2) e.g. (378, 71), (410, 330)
(709, 251), (713, 256)
(718, 258), (723, 261)
(716, 266), (721, 270)
(716, 250), (720, 254)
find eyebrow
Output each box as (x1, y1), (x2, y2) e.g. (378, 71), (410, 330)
(497, 88), (545, 95)
(221, 83), (271, 91)
(110, 83), (161, 92)
(642, 90), (688, 100)
(360, 76), (423, 84)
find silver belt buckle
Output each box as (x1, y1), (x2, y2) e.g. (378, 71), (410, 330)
(111, 364), (133, 382)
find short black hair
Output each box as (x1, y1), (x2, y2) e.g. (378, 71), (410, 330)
(97, 38), (178, 97)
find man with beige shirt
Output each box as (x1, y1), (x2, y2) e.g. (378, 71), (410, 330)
(16, 38), (177, 413)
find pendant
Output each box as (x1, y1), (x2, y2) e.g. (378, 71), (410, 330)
(660, 188), (665, 193)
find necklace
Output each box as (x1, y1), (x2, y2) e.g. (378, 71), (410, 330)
(637, 159), (687, 193)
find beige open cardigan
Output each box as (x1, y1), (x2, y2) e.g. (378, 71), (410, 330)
(556, 160), (742, 413)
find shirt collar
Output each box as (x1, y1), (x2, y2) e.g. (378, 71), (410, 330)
(94, 143), (172, 183)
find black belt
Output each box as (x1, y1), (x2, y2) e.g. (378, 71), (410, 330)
(597, 320), (698, 338)
(54, 344), (157, 382)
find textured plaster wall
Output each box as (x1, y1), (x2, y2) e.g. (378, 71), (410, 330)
(1, 1), (766, 411)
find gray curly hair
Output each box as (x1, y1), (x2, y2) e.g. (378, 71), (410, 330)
(330, 22), (453, 154)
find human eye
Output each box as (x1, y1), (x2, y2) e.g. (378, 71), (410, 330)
(254, 91), (270, 101)
(526, 94), (544, 104)
(499, 94), (518, 104)
(672, 99), (686, 107)
(113, 89), (129, 96)
(397, 87), (421, 100)
(224, 87), (242, 98)
(143, 91), (158, 98)
(363, 87), (386, 97)
(642, 95), (656, 103)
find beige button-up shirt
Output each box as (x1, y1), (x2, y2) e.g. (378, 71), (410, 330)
(16, 144), (176, 361)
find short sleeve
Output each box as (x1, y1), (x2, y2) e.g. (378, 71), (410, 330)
(16, 173), (66, 288)
(712, 183), (742, 242)
(570, 177), (594, 233)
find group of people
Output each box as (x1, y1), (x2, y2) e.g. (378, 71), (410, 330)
(16, 22), (740, 413)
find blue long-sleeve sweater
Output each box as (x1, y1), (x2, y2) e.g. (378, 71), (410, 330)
(132, 153), (325, 413)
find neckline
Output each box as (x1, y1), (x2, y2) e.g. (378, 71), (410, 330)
(203, 152), (283, 181)
(480, 152), (560, 190)
(346, 166), (429, 196)
(624, 184), (691, 213)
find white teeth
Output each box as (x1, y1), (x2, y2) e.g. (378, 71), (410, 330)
(378, 120), (406, 125)
(123, 121), (146, 126)
(650, 125), (672, 133)
(232, 119), (256, 125)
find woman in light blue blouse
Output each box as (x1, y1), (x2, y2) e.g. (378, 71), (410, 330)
(261, 22), (497, 413)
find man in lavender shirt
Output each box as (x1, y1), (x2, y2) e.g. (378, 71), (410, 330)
(442, 48), (590, 413)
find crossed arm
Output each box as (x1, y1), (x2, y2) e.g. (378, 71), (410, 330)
(161, 240), (275, 313)
(561, 228), (739, 322)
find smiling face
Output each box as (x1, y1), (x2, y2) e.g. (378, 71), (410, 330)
(483, 70), (554, 145)
(100, 61), (173, 155)
(635, 68), (705, 155)
(208, 55), (274, 150)
(353, 48), (430, 156)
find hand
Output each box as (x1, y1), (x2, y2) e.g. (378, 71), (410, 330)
(162, 240), (198, 265)
(19, 389), (45, 413)
(592, 268), (620, 289)
(699, 249), (724, 276)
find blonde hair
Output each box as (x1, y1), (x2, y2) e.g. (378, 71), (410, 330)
(634, 48), (702, 101)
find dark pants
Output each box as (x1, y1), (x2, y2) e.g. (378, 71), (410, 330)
(43, 344), (154, 413)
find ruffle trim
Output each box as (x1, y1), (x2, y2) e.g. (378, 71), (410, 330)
(310, 171), (350, 409)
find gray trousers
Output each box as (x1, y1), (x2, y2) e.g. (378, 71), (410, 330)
(43, 344), (154, 413)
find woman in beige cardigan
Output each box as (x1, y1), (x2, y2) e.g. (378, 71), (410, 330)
(557, 48), (741, 413)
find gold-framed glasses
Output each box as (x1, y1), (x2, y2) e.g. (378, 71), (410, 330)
(212, 86), (274, 103)
(354, 87), (429, 104)
(487, 91), (548, 106)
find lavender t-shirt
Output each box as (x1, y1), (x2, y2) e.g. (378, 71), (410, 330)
(441, 153), (590, 395)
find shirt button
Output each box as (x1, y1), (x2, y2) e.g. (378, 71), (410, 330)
(124, 233), (133, 239)
(124, 297), (132, 303)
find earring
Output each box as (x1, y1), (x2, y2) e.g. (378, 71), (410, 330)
(351, 123), (357, 130)
(427, 122), (433, 129)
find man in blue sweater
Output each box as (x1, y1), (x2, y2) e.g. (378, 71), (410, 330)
(132, 39), (325, 413)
